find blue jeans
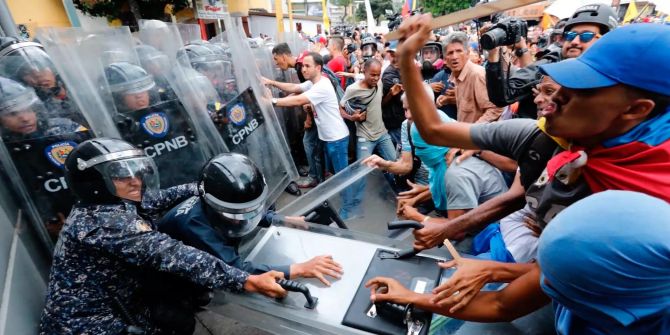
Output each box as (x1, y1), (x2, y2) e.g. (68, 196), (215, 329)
(341, 134), (397, 220)
(324, 136), (349, 174)
(303, 127), (323, 181)
(387, 127), (402, 149)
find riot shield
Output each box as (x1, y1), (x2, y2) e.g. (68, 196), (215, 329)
(279, 161), (400, 237)
(37, 26), (213, 188)
(0, 39), (89, 126)
(176, 23), (203, 45)
(2, 131), (92, 240)
(0, 66), (93, 243)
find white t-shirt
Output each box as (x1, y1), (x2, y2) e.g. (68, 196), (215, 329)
(300, 78), (349, 142)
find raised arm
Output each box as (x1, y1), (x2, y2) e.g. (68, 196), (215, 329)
(263, 77), (304, 94)
(396, 15), (477, 149)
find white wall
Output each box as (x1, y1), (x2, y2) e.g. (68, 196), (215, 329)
(247, 15), (322, 38)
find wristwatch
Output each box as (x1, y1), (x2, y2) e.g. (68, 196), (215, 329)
(514, 48), (529, 57)
(271, 98), (278, 105)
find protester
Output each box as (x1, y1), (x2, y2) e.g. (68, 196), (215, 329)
(264, 52), (350, 174)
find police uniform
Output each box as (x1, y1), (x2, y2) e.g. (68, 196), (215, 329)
(40, 184), (250, 334)
(157, 196), (290, 278)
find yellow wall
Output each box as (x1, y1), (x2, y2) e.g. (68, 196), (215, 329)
(7, 0), (71, 38)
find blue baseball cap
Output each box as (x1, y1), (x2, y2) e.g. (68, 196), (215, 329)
(539, 24), (670, 96)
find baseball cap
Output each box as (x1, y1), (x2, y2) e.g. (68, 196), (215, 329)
(386, 41), (398, 53)
(540, 24), (670, 96)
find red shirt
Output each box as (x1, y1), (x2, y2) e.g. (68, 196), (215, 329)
(328, 55), (347, 89)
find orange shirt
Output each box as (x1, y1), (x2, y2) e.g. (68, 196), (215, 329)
(449, 60), (502, 123)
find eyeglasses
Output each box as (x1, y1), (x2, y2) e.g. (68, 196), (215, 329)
(563, 31), (601, 43)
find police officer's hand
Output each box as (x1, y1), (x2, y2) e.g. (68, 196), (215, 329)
(244, 271), (287, 298)
(366, 277), (417, 305)
(291, 255), (343, 286)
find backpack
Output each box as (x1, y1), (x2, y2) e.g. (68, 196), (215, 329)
(296, 51), (345, 102)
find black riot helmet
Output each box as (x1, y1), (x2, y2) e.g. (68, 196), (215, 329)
(199, 153), (268, 238)
(0, 37), (62, 99)
(564, 4), (618, 35)
(104, 62), (157, 112)
(65, 138), (159, 204)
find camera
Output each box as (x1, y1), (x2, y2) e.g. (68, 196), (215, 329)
(346, 43), (357, 54)
(481, 16), (528, 50)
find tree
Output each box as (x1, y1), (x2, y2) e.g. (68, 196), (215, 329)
(332, 0), (353, 22)
(74, 0), (190, 30)
(355, 3), (366, 22)
(421, 0), (471, 16)
(369, 0), (393, 21)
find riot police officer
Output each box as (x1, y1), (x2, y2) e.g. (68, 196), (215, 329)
(0, 76), (84, 142)
(157, 153), (343, 284)
(177, 43), (237, 103)
(40, 138), (287, 334)
(0, 37), (84, 124)
(135, 44), (176, 101)
(105, 62), (161, 114)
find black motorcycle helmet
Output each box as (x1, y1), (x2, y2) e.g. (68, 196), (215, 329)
(198, 153), (268, 238)
(65, 138), (159, 204)
(0, 76), (50, 141)
(0, 37), (62, 100)
(564, 4), (618, 35)
(104, 62), (157, 112)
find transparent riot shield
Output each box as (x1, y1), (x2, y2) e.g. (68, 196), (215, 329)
(202, 17), (298, 206)
(138, 20), (298, 206)
(176, 23), (203, 45)
(277, 31), (309, 58)
(37, 26), (212, 188)
(0, 76), (92, 243)
(279, 161), (400, 237)
(0, 39), (88, 126)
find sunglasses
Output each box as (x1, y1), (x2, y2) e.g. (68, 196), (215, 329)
(563, 31), (601, 43)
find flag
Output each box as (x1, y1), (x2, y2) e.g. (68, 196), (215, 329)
(623, 0), (639, 23)
(402, 0), (410, 17)
(540, 12), (553, 30)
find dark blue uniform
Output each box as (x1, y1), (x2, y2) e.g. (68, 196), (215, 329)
(157, 196), (290, 278)
(40, 184), (250, 334)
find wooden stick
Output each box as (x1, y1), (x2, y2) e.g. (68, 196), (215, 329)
(385, 0), (546, 41)
(443, 238), (462, 261)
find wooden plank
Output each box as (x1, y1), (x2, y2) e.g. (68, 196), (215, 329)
(385, 0), (546, 41)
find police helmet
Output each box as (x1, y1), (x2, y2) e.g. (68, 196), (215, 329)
(0, 76), (41, 116)
(104, 62), (156, 95)
(0, 38), (61, 97)
(0, 76), (51, 140)
(199, 153), (268, 238)
(564, 4), (618, 35)
(135, 45), (170, 75)
(65, 138), (159, 203)
(177, 43), (233, 87)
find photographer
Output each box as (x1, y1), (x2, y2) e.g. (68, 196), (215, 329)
(484, 4), (618, 119)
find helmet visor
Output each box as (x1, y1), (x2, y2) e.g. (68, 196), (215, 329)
(96, 157), (159, 202)
(421, 45), (441, 62)
(0, 47), (57, 88)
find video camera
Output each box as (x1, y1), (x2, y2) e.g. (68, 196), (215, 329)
(346, 43), (357, 54)
(387, 8), (423, 32)
(481, 16), (528, 50)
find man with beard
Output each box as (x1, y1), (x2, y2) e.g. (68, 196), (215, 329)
(485, 4), (618, 119)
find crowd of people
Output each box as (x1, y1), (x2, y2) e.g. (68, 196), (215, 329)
(0, 2), (669, 334)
